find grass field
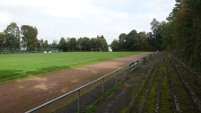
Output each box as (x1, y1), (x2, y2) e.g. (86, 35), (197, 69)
(0, 52), (145, 83)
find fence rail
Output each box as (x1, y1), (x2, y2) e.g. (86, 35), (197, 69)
(25, 51), (158, 113)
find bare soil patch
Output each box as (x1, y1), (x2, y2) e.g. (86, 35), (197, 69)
(0, 52), (151, 113)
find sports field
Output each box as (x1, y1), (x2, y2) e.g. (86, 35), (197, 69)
(0, 52), (145, 83)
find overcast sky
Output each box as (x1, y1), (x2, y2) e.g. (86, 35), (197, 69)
(0, 0), (175, 44)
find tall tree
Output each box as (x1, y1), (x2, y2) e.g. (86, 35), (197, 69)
(4, 22), (20, 52)
(44, 40), (49, 51)
(138, 32), (148, 50)
(21, 25), (38, 51)
(159, 21), (172, 50)
(146, 32), (155, 50)
(126, 29), (141, 50)
(69, 38), (77, 51)
(118, 33), (127, 49)
(150, 18), (163, 50)
(90, 37), (106, 51)
(58, 37), (68, 52)
(0, 32), (6, 53)
(51, 40), (58, 50)
(39, 39), (44, 51)
(90, 38), (97, 50)
(97, 35), (108, 51)
(150, 18), (160, 35)
(82, 37), (91, 51)
(111, 39), (120, 51)
(77, 38), (83, 51)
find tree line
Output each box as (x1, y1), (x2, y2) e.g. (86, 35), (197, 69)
(110, 29), (159, 51)
(58, 35), (108, 52)
(0, 22), (108, 53)
(0, 23), (51, 53)
(111, 0), (201, 73)
(165, 0), (201, 73)
(141, 0), (201, 73)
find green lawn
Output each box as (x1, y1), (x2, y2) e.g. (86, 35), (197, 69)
(0, 52), (145, 83)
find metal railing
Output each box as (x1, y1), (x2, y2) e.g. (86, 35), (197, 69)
(25, 51), (158, 113)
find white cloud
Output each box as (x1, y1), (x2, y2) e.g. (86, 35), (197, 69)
(0, 12), (10, 24)
(46, 1), (102, 19)
(0, 0), (175, 44)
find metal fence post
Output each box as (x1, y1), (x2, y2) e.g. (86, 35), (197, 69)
(125, 66), (128, 76)
(124, 67), (126, 76)
(115, 71), (118, 85)
(77, 90), (80, 113)
(102, 78), (104, 94)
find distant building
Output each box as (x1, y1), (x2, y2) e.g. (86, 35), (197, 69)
(108, 47), (112, 52)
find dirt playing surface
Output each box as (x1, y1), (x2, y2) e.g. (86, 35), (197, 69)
(0, 52), (151, 113)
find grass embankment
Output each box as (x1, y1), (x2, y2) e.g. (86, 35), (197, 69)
(84, 82), (124, 113)
(159, 59), (175, 113)
(69, 53), (200, 113)
(127, 55), (200, 113)
(0, 52), (145, 83)
(166, 56), (198, 112)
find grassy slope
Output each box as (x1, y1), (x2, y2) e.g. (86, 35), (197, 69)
(80, 53), (200, 113)
(0, 52), (144, 83)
